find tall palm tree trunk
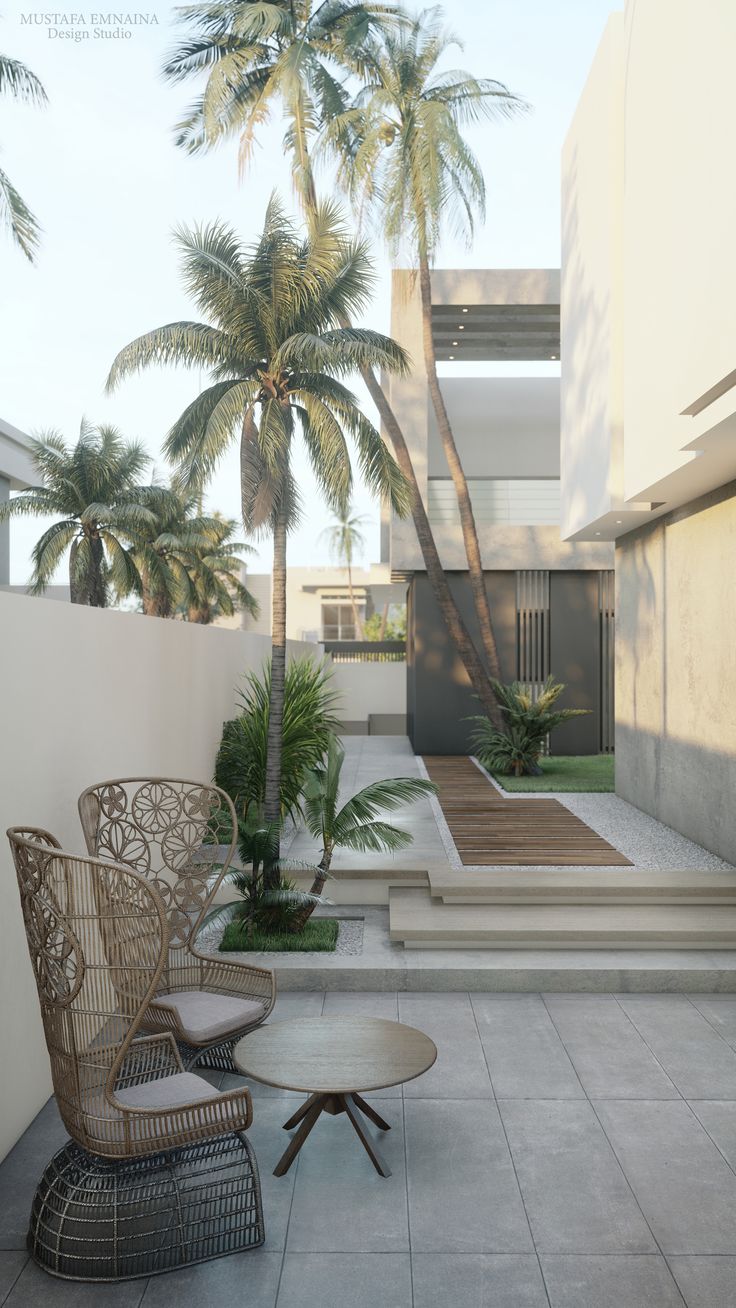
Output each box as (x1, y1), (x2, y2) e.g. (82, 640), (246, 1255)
(357, 359), (503, 727)
(69, 532), (107, 607)
(418, 250), (502, 694)
(295, 136), (502, 727)
(264, 493), (288, 885)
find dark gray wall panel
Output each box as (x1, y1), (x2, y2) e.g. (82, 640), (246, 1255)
(548, 571), (601, 755)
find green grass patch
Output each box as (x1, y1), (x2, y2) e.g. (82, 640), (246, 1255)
(219, 917), (339, 953)
(490, 755), (615, 793)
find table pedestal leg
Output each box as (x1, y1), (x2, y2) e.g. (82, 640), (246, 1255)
(273, 1097), (324, 1177)
(275, 1090), (392, 1178)
(343, 1095), (392, 1177)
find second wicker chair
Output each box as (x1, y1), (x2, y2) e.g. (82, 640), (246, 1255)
(78, 777), (275, 1071)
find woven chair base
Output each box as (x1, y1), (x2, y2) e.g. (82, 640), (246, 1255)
(29, 1133), (265, 1282)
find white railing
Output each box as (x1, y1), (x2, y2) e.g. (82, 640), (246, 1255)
(427, 478), (561, 526)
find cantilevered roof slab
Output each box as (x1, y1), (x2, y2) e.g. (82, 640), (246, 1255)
(422, 268), (560, 362)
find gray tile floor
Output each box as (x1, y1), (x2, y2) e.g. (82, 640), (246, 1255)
(5, 990), (736, 1305)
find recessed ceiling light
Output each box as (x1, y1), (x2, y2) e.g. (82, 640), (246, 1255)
(452, 340), (458, 345)
(550, 354), (557, 360)
(595, 531), (601, 536)
(449, 355), (455, 360)
(458, 325), (464, 330)
(462, 308), (469, 313)
(616, 519), (622, 524)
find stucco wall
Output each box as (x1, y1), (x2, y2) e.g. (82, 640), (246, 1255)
(615, 485), (736, 865)
(560, 12), (624, 539)
(0, 592), (366, 1161)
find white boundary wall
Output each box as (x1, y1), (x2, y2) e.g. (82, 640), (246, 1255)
(0, 592), (321, 1160)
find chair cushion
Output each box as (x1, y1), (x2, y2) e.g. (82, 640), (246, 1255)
(151, 991), (265, 1044)
(116, 1071), (220, 1110)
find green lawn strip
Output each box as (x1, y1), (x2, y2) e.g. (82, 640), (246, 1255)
(219, 917), (339, 953)
(490, 755), (615, 793)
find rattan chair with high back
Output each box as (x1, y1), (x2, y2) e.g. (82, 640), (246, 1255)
(77, 778), (276, 1072)
(7, 826), (265, 1282)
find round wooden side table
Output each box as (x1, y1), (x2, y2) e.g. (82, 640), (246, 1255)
(234, 1016), (437, 1177)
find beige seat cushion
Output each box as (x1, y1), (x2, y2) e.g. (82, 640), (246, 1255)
(116, 1071), (220, 1110)
(151, 991), (265, 1044)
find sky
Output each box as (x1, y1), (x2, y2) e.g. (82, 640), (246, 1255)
(1, 0), (616, 582)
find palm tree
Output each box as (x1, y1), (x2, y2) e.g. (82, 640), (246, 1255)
(162, 0), (506, 725)
(184, 513), (258, 624)
(292, 732), (436, 928)
(107, 197), (409, 856)
(0, 48), (47, 260)
(0, 420), (155, 605)
(124, 482), (257, 621)
(319, 501), (368, 638)
(163, 0), (402, 214)
(326, 8), (526, 719)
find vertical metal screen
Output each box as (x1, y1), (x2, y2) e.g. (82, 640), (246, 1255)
(516, 570), (550, 684)
(599, 569), (615, 753)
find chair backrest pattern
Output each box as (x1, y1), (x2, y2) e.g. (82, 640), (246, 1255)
(78, 779), (237, 950)
(8, 828), (166, 1154)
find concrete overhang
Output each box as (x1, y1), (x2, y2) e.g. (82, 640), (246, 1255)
(422, 268), (559, 363)
(0, 417), (37, 489)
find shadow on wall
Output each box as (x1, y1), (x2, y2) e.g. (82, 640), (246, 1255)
(561, 146), (616, 537)
(615, 490), (736, 866)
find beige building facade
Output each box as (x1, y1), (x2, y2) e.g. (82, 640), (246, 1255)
(560, 2), (736, 862)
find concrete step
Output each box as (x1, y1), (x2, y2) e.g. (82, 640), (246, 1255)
(389, 887), (736, 949)
(427, 867), (736, 905)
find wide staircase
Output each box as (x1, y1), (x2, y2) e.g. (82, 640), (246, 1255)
(389, 870), (736, 949)
(388, 755), (736, 949)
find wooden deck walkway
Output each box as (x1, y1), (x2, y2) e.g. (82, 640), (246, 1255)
(422, 756), (632, 867)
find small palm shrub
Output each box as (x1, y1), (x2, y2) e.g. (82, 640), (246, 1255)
(204, 814), (321, 944)
(291, 734), (437, 931)
(469, 677), (590, 777)
(215, 658), (341, 827)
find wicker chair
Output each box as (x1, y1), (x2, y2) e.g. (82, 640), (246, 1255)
(77, 778), (275, 1072)
(7, 826), (265, 1281)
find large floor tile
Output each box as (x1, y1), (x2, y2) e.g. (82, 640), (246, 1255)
(270, 993), (326, 1020)
(405, 1099), (532, 1253)
(139, 1250), (281, 1307)
(687, 995), (736, 1049)
(541, 1255), (684, 1307)
(412, 1254), (548, 1307)
(398, 994), (493, 1099)
(321, 991), (399, 1019)
(0, 1253), (27, 1303)
(594, 1099), (736, 1253)
(616, 995), (736, 1098)
(286, 1101), (408, 1252)
(689, 1099), (736, 1169)
(668, 1255), (736, 1307)
(276, 1253), (412, 1308)
(0, 1100), (67, 1250)
(498, 1100), (655, 1254)
(5, 1261), (144, 1308)
(544, 994), (679, 1099)
(472, 995), (584, 1099)
(243, 1100), (300, 1251)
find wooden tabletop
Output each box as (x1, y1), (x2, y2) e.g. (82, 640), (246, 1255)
(233, 1017), (437, 1094)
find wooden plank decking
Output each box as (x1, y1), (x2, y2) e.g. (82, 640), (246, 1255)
(422, 755), (631, 867)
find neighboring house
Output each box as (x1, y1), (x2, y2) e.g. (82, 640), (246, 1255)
(241, 563), (406, 643)
(386, 269), (614, 754)
(0, 417), (36, 587)
(560, 3), (736, 864)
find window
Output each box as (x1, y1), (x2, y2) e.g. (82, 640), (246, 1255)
(321, 603), (364, 640)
